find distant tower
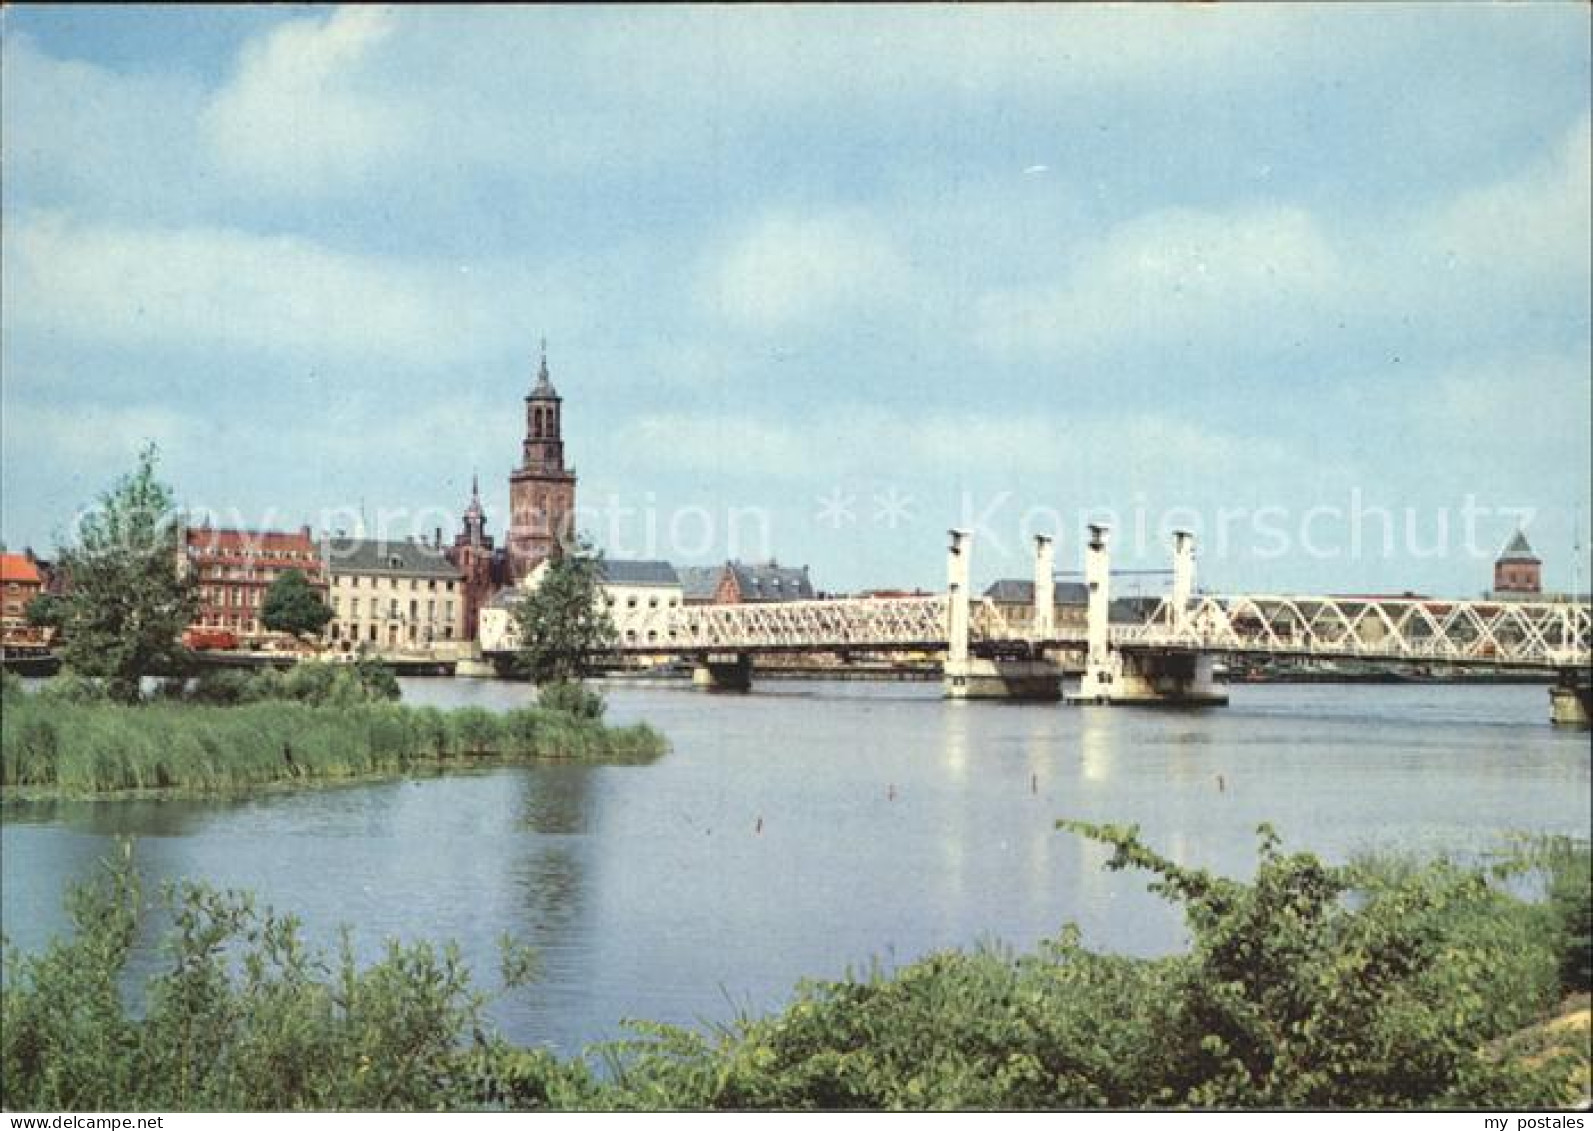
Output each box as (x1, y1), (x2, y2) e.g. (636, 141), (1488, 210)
(507, 342), (578, 581)
(445, 473), (499, 642)
(1493, 529), (1542, 595)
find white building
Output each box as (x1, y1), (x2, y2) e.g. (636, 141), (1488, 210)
(478, 559), (684, 654)
(322, 536), (466, 654)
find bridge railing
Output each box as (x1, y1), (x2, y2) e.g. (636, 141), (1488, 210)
(667, 594), (950, 652)
(1113, 594), (1592, 668)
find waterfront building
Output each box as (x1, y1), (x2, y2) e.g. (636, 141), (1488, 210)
(678, 566), (723, 606)
(1492, 530), (1542, 596)
(322, 536), (465, 653)
(1, 551), (44, 643)
(983, 578), (1089, 635)
(478, 558), (684, 655)
(507, 345), (577, 582)
(714, 560), (815, 603)
(182, 524), (325, 647)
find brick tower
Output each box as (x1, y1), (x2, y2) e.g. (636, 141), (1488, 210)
(507, 343), (577, 581)
(445, 473), (499, 640)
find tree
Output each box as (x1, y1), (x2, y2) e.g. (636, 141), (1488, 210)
(57, 445), (197, 703)
(24, 593), (65, 632)
(511, 546), (616, 686)
(261, 569), (333, 641)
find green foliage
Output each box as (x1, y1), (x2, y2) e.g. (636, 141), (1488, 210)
(0, 693), (668, 797)
(511, 547), (617, 685)
(56, 445), (198, 703)
(538, 680), (606, 720)
(24, 593), (65, 630)
(1, 847), (535, 1111)
(260, 570), (333, 640)
(0, 829), (1585, 1111)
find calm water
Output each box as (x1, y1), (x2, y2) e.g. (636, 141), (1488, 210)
(2, 678), (1588, 1053)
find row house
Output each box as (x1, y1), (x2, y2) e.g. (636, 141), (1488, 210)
(182, 524), (325, 646)
(323, 536), (466, 652)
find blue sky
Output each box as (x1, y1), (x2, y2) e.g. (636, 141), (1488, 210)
(2, 4), (1589, 596)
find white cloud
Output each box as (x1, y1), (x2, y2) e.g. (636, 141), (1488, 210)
(1420, 116), (1592, 286)
(3, 212), (583, 369)
(201, 6), (411, 195)
(699, 211), (914, 331)
(977, 205), (1341, 360)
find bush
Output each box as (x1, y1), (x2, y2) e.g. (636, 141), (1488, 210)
(538, 681), (606, 721)
(0, 848), (536, 1111)
(1, 830), (1584, 1111)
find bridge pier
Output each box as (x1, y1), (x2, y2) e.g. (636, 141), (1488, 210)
(941, 529), (1062, 701)
(1067, 526), (1227, 707)
(944, 657), (1063, 701)
(692, 653), (753, 692)
(1549, 668), (1591, 727)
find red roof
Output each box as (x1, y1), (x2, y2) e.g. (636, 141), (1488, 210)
(185, 527), (319, 558)
(0, 553), (43, 584)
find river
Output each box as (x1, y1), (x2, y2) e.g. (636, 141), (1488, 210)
(2, 678), (1587, 1054)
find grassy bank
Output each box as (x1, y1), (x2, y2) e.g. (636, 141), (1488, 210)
(2, 827), (1587, 1111)
(0, 695), (667, 798)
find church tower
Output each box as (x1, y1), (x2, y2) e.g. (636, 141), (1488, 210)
(445, 473), (499, 642)
(507, 342), (578, 581)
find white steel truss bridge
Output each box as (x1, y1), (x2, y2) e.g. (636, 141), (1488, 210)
(634, 591), (1590, 672)
(1115, 594), (1591, 670)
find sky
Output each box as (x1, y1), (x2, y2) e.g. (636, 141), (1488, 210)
(2, 3), (1589, 597)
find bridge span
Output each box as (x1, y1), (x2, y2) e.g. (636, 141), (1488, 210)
(509, 528), (1592, 721)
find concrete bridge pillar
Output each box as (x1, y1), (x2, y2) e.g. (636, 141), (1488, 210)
(1070, 524), (1119, 703)
(1032, 534), (1055, 640)
(1069, 526), (1227, 707)
(692, 652), (752, 692)
(1171, 529), (1195, 635)
(1550, 668), (1591, 727)
(946, 528), (971, 671)
(943, 528), (1061, 701)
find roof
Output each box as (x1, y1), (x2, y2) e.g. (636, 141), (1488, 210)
(1497, 530), (1541, 564)
(678, 565), (723, 601)
(0, 553), (42, 585)
(598, 559), (680, 586)
(727, 561), (814, 601)
(186, 526), (317, 556)
(323, 537), (462, 580)
(486, 586), (525, 610)
(983, 579), (1090, 605)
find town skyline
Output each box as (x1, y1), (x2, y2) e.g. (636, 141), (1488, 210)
(3, 5), (1589, 596)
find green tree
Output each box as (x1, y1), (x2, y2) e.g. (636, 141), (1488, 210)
(24, 593), (65, 631)
(57, 445), (196, 703)
(511, 546), (616, 686)
(260, 569), (333, 640)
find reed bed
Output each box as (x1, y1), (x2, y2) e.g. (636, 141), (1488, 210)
(1, 696), (666, 798)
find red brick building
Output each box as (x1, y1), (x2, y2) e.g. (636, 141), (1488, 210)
(1493, 530), (1542, 595)
(1, 551), (45, 645)
(182, 524), (326, 646)
(507, 346), (578, 582)
(443, 474), (503, 642)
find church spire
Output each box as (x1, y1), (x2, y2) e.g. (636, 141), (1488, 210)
(531, 338), (557, 398)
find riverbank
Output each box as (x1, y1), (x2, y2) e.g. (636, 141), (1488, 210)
(0, 696), (667, 800)
(2, 827), (1586, 1111)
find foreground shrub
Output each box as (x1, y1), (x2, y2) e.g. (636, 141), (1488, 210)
(3, 830), (1582, 1111)
(0, 848), (538, 1111)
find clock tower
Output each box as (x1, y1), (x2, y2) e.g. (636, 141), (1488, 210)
(508, 343), (578, 581)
